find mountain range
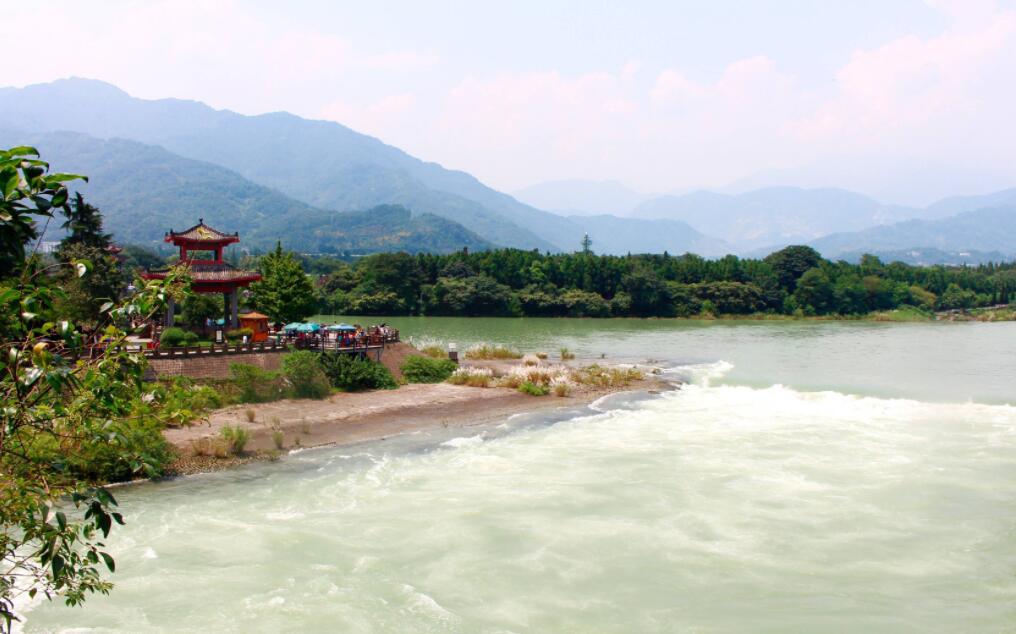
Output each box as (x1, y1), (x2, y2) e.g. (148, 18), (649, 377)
(1, 78), (1014, 262)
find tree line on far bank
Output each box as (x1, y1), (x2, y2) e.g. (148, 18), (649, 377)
(252, 242), (1014, 320)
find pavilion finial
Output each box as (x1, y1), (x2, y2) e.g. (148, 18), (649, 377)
(199, 217), (204, 225)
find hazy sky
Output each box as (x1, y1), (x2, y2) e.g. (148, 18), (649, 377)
(7, 0), (1016, 204)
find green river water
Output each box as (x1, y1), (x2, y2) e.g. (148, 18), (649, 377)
(21, 318), (1016, 632)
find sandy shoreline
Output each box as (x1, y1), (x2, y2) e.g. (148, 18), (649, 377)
(164, 371), (674, 475)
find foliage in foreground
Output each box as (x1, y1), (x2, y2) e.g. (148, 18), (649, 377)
(400, 355), (457, 383)
(0, 145), (195, 632)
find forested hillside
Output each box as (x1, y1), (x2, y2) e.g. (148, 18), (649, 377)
(0, 130), (491, 254)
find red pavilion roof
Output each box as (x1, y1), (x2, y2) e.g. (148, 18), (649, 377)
(165, 219), (239, 246)
(142, 262), (261, 286)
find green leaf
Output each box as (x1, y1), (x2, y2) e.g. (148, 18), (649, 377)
(47, 172), (88, 183)
(51, 188), (68, 207)
(100, 552), (116, 572)
(7, 145), (39, 156)
(51, 554), (65, 578)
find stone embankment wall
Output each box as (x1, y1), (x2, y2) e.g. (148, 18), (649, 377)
(148, 350), (284, 379)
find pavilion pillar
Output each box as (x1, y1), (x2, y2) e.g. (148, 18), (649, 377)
(165, 297), (175, 327)
(229, 290), (239, 329)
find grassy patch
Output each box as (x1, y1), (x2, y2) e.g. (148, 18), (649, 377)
(463, 343), (522, 360)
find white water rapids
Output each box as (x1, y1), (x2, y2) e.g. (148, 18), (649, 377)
(21, 322), (1016, 632)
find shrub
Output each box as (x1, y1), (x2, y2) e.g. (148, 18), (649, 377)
(271, 430), (285, 450)
(401, 355), (458, 383)
(226, 327), (254, 342)
(220, 425), (250, 455)
(33, 416), (175, 482)
(463, 343), (522, 360)
(230, 363), (288, 403)
(518, 381), (549, 396)
(160, 326), (191, 347)
(536, 351), (549, 360)
(447, 366), (493, 387)
(245, 409), (256, 423)
(282, 351), (332, 399)
(318, 353), (398, 391)
(154, 377), (225, 426)
(522, 354), (540, 366)
(560, 347), (575, 360)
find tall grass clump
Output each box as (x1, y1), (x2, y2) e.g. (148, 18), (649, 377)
(572, 364), (644, 388)
(447, 366), (493, 387)
(220, 425), (250, 455)
(401, 355), (458, 383)
(559, 347), (575, 360)
(550, 376), (573, 397)
(522, 354), (541, 366)
(463, 343), (522, 360)
(409, 336), (447, 358)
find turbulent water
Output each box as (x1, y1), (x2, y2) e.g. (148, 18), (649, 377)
(23, 320), (1016, 632)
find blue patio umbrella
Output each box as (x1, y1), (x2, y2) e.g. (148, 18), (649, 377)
(327, 323), (357, 332)
(296, 322), (321, 333)
(282, 322), (303, 332)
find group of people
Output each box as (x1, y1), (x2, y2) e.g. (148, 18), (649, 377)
(281, 323), (397, 350)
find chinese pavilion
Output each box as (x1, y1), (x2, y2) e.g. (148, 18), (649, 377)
(142, 220), (261, 328)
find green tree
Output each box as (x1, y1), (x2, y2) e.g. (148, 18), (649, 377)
(356, 252), (424, 313)
(179, 293), (221, 331)
(59, 193), (112, 251)
(53, 243), (125, 326)
(764, 245), (822, 292)
(249, 243), (318, 324)
(621, 266), (670, 316)
(794, 267), (835, 314)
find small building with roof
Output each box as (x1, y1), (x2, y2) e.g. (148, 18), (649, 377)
(142, 219), (261, 328)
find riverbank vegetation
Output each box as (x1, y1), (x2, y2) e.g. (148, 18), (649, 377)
(303, 245), (1016, 319)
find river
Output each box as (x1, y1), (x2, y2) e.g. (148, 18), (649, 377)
(22, 319), (1016, 632)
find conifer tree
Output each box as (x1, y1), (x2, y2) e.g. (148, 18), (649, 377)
(249, 242), (318, 324)
(60, 193), (112, 250)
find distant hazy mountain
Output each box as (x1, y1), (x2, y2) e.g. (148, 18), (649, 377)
(563, 215), (729, 257)
(833, 247), (1010, 266)
(1, 130), (492, 254)
(513, 180), (647, 216)
(923, 188), (1016, 218)
(0, 78), (562, 251)
(631, 187), (916, 251)
(810, 205), (1016, 260)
